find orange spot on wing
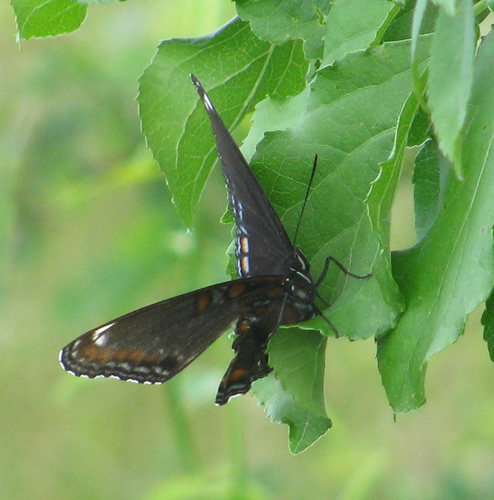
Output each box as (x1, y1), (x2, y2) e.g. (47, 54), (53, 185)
(230, 368), (248, 382)
(236, 320), (251, 334)
(240, 236), (249, 253)
(240, 257), (249, 274)
(227, 283), (247, 299)
(197, 292), (211, 311)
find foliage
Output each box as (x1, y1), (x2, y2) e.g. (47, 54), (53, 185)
(11, 0), (494, 454)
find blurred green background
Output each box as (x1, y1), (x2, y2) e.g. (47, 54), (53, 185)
(2, 2), (494, 499)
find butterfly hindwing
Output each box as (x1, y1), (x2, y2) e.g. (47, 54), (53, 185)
(60, 276), (287, 384)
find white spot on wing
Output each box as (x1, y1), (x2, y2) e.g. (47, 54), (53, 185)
(152, 366), (170, 377)
(92, 322), (115, 345)
(117, 362), (131, 372)
(134, 366), (150, 374)
(237, 202), (244, 222)
(203, 93), (214, 112)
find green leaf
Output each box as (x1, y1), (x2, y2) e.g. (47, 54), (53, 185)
(368, 74), (425, 250)
(241, 90), (309, 159)
(12, 0), (87, 39)
(482, 288), (494, 362)
(322, 0), (399, 67)
(242, 39), (431, 440)
(410, 0), (438, 103)
(254, 373), (331, 454)
(366, 88), (427, 329)
(378, 31), (494, 413)
(384, 0), (438, 42)
(138, 18), (308, 228)
(431, 0), (457, 15)
(412, 138), (445, 242)
(255, 328), (329, 452)
(427, 0), (475, 174)
(407, 105), (431, 146)
(235, 0), (332, 60)
(249, 38), (431, 341)
(268, 328), (327, 417)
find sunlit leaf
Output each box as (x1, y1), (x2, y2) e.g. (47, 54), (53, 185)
(138, 18), (307, 228)
(235, 0), (332, 59)
(12, 0), (87, 39)
(322, 0), (399, 67)
(427, 0), (475, 174)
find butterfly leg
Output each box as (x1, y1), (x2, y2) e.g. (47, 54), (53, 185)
(315, 256), (372, 287)
(313, 257), (372, 337)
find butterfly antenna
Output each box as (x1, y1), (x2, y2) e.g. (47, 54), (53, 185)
(293, 154), (318, 245)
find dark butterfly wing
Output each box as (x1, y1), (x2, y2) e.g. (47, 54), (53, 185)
(60, 276), (286, 384)
(215, 296), (285, 405)
(190, 75), (319, 404)
(60, 77), (317, 405)
(191, 75), (294, 278)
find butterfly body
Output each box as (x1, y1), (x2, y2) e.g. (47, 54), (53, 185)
(60, 75), (319, 405)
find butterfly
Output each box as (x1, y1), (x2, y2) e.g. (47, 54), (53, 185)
(60, 75), (368, 405)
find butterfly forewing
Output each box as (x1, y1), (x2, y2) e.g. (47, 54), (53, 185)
(191, 75), (294, 278)
(60, 276), (286, 384)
